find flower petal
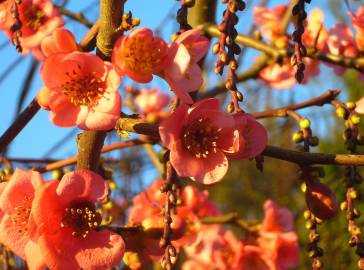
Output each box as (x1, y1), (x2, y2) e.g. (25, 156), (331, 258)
(38, 229), (124, 270)
(0, 168), (43, 213)
(25, 241), (46, 270)
(56, 169), (108, 203)
(159, 105), (189, 150)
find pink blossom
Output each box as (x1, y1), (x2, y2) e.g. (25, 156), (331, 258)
(41, 28), (79, 57)
(325, 23), (358, 75)
(0, 169), (46, 270)
(356, 97), (364, 114)
(259, 61), (296, 90)
(302, 8), (328, 51)
(159, 98), (238, 184)
(350, 6), (364, 51)
(0, 0), (64, 60)
(184, 225), (244, 270)
(257, 200), (299, 270)
(29, 169), (125, 270)
(227, 112), (268, 160)
(158, 29), (210, 104)
(126, 179), (209, 269)
(240, 245), (274, 270)
(159, 98), (267, 184)
(112, 28), (169, 83)
(261, 200), (294, 233)
(135, 88), (170, 122)
(253, 5), (287, 42)
(258, 231), (299, 270)
(259, 58), (319, 90)
(39, 51), (122, 130)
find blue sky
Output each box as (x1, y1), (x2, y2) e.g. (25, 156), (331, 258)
(0, 0), (357, 165)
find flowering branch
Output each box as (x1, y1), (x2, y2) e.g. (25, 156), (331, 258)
(203, 24), (364, 72)
(77, 0), (125, 171)
(115, 115), (364, 166)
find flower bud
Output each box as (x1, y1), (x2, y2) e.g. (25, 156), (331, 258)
(336, 107), (346, 118)
(351, 114), (361, 125)
(346, 102), (356, 110)
(340, 201), (348, 211)
(212, 42), (220, 55)
(299, 118), (311, 129)
(305, 181), (338, 220)
(52, 169), (63, 180)
(292, 131), (304, 143)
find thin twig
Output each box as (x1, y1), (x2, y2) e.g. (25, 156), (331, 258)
(0, 98), (40, 153)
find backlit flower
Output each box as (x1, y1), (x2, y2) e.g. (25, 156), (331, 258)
(302, 8), (328, 51)
(258, 200), (299, 270)
(39, 51), (121, 130)
(159, 98), (240, 184)
(325, 23), (358, 75)
(30, 169), (125, 270)
(40, 28), (79, 57)
(253, 5), (287, 42)
(159, 98), (267, 184)
(112, 28), (169, 83)
(158, 29), (210, 104)
(0, 0), (64, 60)
(0, 169), (45, 270)
(350, 6), (364, 51)
(134, 88), (170, 122)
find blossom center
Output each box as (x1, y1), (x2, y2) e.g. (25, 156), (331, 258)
(62, 67), (106, 107)
(124, 36), (166, 73)
(61, 202), (102, 239)
(182, 118), (220, 158)
(11, 196), (32, 234)
(22, 6), (46, 31)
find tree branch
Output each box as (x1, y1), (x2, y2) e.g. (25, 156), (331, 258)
(0, 98), (40, 153)
(56, 5), (94, 28)
(252, 89), (340, 119)
(77, 0), (124, 171)
(203, 23), (364, 71)
(38, 137), (155, 173)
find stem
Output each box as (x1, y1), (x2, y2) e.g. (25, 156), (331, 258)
(77, 0), (124, 171)
(0, 98), (40, 153)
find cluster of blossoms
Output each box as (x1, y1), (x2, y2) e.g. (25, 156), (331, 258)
(36, 26), (211, 130)
(0, 0), (64, 60)
(132, 87), (171, 123)
(0, 168), (124, 270)
(253, 5), (364, 89)
(0, 2), (274, 269)
(124, 179), (299, 270)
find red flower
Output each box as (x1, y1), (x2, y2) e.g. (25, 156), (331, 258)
(112, 28), (169, 83)
(39, 51), (121, 130)
(30, 169), (125, 270)
(0, 169), (45, 270)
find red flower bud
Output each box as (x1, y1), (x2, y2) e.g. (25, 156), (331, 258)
(305, 181), (338, 220)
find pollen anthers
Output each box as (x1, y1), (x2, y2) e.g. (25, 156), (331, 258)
(62, 66), (106, 107)
(61, 202), (102, 239)
(124, 35), (167, 73)
(11, 195), (32, 234)
(22, 5), (46, 31)
(182, 117), (221, 158)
